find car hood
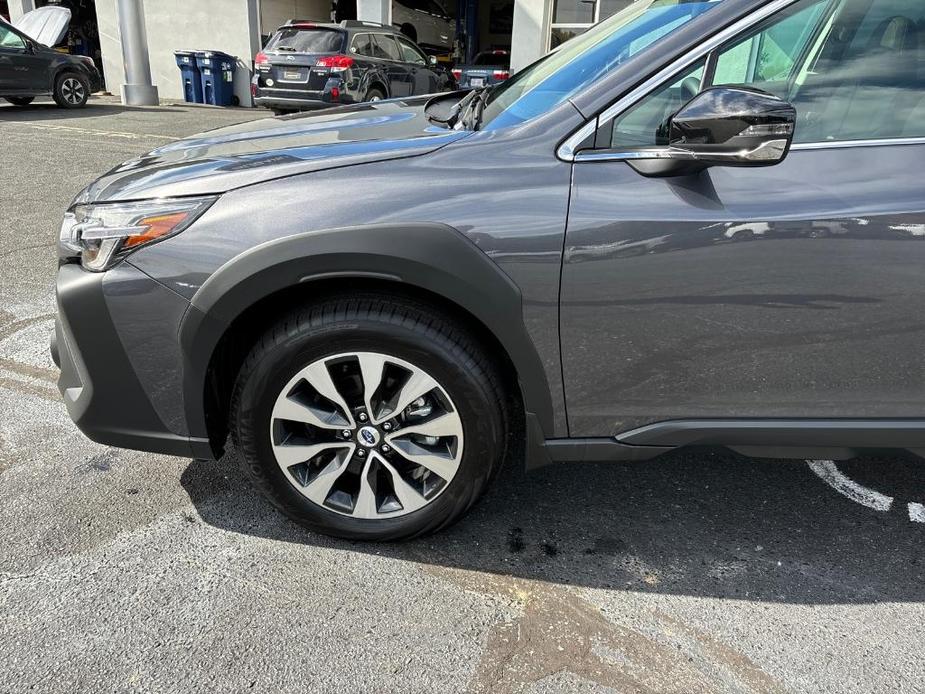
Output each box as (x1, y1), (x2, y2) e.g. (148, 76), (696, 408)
(14, 6), (70, 47)
(76, 97), (470, 204)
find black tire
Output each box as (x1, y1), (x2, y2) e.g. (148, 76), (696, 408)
(53, 72), (90, 108)
(364, 86), (386, 102)
(4, 96), (34, 106)
(231, 293), (508, 541)
(272, 109), (293, 116)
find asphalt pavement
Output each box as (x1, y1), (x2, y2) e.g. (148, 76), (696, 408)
(1, 96), (924, 693)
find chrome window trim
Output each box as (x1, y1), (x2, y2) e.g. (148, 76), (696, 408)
(789, 138), (925, 151)
(557, 0), (801, 162)
(573, 137), (925, 163)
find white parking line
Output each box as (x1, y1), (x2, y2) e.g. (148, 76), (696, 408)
(4, 122), (178, 141)
(908, 502), (925, 524)
(806, 460), (894, 512)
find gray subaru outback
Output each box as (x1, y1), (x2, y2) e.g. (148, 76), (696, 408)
(54, 0), (925, 539)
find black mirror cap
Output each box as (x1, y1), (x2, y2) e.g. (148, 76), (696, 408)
(668, 85), (797, 168)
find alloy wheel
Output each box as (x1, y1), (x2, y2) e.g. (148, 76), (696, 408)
(269, 351), (464, 519)
(61, 78), (86, 105)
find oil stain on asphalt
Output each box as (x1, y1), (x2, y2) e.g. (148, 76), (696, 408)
(426, 563), (785, 693)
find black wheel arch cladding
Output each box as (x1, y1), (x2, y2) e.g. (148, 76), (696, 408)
(179, 223), (557, 453)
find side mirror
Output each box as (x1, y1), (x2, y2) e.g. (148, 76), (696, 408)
(628, 86), (796, 177)
(429, 55), (438, 66)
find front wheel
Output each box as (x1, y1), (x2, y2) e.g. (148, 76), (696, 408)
(231, 294), (508, 540)
(53, 72), (89, 108)
(4, 96), (34, 106)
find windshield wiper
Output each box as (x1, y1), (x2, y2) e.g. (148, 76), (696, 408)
(429, 89), (480, 129)
(458, 87), (491, 131)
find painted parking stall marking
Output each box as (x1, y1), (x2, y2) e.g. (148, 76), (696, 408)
(808, 459), (925, 523)
(4, 122), (178, 142)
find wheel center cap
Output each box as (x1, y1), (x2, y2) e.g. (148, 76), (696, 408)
(357, 426), (380, 447)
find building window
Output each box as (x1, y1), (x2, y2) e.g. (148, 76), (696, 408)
(549, 0), (635, 49)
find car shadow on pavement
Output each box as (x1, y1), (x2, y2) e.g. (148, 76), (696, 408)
(181, 446), (925, 604)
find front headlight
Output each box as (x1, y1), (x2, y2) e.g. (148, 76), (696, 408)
(59, 197), (216, 272)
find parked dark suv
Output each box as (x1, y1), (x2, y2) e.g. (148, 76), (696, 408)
(253, 19), (454, 113)
(55, 0), (925, 540)
(0, 14), (101, 108)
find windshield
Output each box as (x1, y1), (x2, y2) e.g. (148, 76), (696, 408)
(266, 27), (345, 53)
(474, 51), (511, 67)
(480, 0), (721, 129)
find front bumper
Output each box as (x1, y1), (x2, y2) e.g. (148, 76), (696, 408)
(87, 67), (103, 93)
(53, 262), (213, 459)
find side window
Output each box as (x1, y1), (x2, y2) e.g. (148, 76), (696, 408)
(611, 62), (705, 147)
(610, 0), (829, 149)
(607, 0), (925, 150)
(372, 34), (403, 62)
(0, 25), (26, 50)
(351, 33), (374, 57)
(712, 0), (829, 91)
(397, 37), (426, 65)
(787, 0), (925, 141)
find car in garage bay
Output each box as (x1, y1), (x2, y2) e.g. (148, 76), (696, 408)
(451, 49), (511, 88)
(392, 0), (455, 52)
(253, 19), (455, 114)
(0, 8), (101, 108)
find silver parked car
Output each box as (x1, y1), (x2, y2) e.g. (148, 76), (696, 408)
(392, 0), (454, 52)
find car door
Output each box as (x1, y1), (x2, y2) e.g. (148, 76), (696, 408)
(0, 22), (41, 92)
(560, 0), (925, 437)
(371, 34), (413, 96)
(395, 35), (435, 94)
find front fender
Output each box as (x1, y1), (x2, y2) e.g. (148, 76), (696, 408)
(179, 222), (556, 451)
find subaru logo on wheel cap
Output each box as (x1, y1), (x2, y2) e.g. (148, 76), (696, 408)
(358, 426), (380, 447)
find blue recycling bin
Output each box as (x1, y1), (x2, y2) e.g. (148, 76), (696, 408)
(173, 50), (203, 104)
(195, 51), (237, 106)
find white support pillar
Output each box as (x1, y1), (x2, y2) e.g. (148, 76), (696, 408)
(116, 0), (159, 105)
(7, 0), (35, 22)
(510, 0), (551, 73)
(356, 0), (391, 26)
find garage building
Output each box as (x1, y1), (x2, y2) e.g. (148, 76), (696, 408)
(7, 0), (636, 107)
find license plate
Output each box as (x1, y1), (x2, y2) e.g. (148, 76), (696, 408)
(470, 77), (484, 87)
(282, 70), (302, 80)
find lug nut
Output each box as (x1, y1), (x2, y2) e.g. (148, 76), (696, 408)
(341, 429), (352, 439)
(381, 444), (391, 454)
(382, 422), (392, 431)
(358, 412), (368, 422)
(357, 448), (366, 457)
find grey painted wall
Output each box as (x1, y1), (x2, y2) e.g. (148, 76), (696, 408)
(95, 0), (259, 107)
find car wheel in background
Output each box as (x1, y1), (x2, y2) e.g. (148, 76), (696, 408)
(231, 293), (508, 541)
(365, 87), (386, 102)
(53, 72), (90, 108)
(4, 96), (35, 106)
